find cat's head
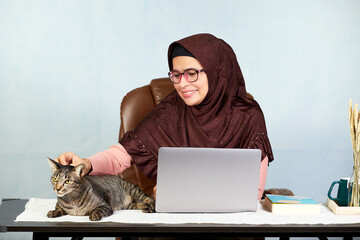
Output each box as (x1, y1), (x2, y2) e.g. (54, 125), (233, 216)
(47, 158), (86, 197)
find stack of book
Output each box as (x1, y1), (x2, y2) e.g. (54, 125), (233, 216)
(264, 194), (320, 214)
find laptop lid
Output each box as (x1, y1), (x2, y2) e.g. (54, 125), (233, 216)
(155, 147), (261, 213)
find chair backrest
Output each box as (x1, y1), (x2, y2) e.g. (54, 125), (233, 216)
(118, 78), (174, 141)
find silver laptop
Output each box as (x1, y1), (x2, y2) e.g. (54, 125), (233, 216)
(155, 147), (261, 213)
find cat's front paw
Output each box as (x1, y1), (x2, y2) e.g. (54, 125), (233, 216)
(141, 203), (155, 213)
(47, 209), (63, 218)
(89, 206), (112, 221)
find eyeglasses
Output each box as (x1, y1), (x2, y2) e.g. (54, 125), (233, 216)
(168, 68), (205, 84)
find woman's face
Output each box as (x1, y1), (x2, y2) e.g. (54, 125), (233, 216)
(172, 56), (209, 106)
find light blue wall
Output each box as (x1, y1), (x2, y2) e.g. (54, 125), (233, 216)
(0, 0), (359, 239)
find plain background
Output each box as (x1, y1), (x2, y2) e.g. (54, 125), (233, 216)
(0, 0), (359, 239)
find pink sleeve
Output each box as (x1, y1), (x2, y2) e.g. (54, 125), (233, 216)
(87, 144), (132, 176)
(258, 156), (269, 200)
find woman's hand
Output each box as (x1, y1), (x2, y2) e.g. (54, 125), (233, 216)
(153, 185), (157, 200)
(55, 152), (92, 175)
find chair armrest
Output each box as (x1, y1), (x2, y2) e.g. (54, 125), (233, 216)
(263, 188), (294, 198)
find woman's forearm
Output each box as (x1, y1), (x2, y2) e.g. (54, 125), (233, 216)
(87, 143), (132, 175)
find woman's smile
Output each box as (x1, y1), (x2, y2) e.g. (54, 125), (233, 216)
(182, 89), (198, 98)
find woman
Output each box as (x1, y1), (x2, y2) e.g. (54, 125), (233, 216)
(57, 33), (273, 200)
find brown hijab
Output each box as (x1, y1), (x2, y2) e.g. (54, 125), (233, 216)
(120, 33), (273, 182)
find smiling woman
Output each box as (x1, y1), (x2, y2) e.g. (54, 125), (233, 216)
(56, 33), (273, 200)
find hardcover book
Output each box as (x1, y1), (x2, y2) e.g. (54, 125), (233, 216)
(264, 194), (320, 214)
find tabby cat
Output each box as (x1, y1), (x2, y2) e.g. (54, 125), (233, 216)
(47, 158), (155, 221)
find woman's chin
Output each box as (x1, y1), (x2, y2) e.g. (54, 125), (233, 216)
(181, 96), (202, 106)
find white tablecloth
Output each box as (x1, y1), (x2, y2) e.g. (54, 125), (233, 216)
(15, 198), (360, 224)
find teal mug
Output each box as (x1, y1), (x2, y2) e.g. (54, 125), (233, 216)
(328, 177), (349, 206)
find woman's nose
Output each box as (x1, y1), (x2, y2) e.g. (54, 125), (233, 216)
(178, 74), (189, 87)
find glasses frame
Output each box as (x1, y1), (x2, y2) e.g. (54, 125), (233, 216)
(168, 68), (206, 84)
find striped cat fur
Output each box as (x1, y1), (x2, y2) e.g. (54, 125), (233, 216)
(47, 158), (155, 221)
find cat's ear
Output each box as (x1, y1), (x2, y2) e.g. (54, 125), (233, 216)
(47, 157), (61, 173)
(73, 164), (86, 178)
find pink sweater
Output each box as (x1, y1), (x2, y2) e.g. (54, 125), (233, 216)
(88, 144), (132, 175)
(88, 143), (268, 200)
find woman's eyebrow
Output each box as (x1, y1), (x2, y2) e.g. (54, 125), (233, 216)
(172, 67), (197, 72)
(184, 68), (197, 71)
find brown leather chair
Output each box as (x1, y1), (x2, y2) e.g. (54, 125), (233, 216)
(118, 77), (293, 198)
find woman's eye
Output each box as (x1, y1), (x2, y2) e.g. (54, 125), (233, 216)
(65, 180), (72, 184)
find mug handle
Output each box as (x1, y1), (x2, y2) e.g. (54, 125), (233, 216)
(328, 181), (340, 201)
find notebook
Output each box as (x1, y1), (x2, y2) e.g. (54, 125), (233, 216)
(155, 147), (261, 213)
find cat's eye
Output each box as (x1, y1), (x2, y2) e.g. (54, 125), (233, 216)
(52, 177), (58, 182)
(65, 180), (72, 184)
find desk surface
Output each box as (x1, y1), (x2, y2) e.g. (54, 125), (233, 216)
(1, 199), (360, 238)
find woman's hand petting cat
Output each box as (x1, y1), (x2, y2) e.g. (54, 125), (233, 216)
(56, 152), (92, 175)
